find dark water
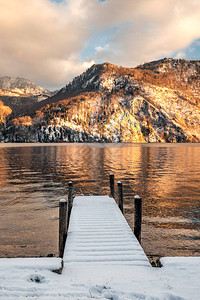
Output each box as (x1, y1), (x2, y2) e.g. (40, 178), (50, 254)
(0, 143), (200, 259)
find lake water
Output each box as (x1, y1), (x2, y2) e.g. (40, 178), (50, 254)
(0, 143), (200, 260)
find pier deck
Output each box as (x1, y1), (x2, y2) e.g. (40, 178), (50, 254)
(62, 196), (164, 298)
(63, 196), (149, 266)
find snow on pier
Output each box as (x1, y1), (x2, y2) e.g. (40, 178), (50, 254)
(61, 196), (163, 299)
(63, 196), (150, 266)
(61, 196), (200, 299)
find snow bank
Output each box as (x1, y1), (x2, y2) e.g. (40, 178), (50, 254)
(159, 257), (200, 300)
(0, 258), (63, 299)
(0, 253), (199, 299)
(0, 257), (62, 270)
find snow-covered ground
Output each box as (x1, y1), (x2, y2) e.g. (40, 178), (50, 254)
(0, 256), (200, 299)
(0, 196), (199, 299)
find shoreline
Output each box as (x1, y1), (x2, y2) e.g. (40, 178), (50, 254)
(0, 256), (200, 299)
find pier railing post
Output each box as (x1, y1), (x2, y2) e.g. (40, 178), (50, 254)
(109, 174), (115, 198)
(134, 195), (142, 244)
(118, 181), (123, 213)
(67, 181), (73, 228)
(59, 199), (68, 258)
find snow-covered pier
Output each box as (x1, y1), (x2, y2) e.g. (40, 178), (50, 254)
(59, 195), (200, 299)
(63, 195), (149, 266)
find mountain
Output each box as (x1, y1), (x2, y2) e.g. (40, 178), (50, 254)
(0, 76), (53, 97)
(0, 58), (200, 143)
(0, 76), (55, 118)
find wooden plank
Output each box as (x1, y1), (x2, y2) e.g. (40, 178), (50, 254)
(63, 196), (150, 267)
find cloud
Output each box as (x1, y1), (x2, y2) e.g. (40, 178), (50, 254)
(0, 0), (94, 89)
(89, 0), (200, 67)
(175, 51), (186, 59)
(0, 0), (200, 89)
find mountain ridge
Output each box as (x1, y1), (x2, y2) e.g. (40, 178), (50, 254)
(0, 58), (200, 143)
(0, 76), (53, 97)
(0, 76), (56, 118)
(18, 58), (200, 115)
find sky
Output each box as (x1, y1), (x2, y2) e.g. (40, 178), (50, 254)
(0, 0), (200, 90)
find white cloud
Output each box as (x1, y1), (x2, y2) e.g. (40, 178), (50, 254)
(82, 60), (96, 69)
(0, 0), (200, 89)
(89, 0), (200, 67)
(175, 51), (186, 59)
(94, 44), (112, 58)
(0, 0), (94, 89)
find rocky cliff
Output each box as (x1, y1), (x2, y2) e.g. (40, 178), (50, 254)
(1, 58), (200, 143)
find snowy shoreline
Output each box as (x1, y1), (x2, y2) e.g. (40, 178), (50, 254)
(0, 256), (200, 299)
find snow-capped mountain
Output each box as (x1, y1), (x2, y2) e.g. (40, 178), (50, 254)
(0, 76), (53, 98)
(0, 76), (56, 118)
(1, 58), (200, 143)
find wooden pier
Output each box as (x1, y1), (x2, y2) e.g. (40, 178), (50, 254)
(56, 174), (157, 297)
(63, 195), (150, 267)
(58, 174), (151, 280)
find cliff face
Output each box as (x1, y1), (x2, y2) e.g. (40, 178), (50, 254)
(1, 58), (200, 143)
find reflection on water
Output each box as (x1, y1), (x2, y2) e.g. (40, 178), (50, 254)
(0, 143), (200, 258)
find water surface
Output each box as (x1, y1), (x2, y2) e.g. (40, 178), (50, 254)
(0, 143), (199, 258)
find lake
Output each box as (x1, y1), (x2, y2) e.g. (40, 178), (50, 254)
(0, 143), (199, 260)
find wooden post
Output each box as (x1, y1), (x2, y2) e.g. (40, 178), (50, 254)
(118, 181), (123, 214)
(67, 181), (73, 228)
(134, 195), (142, 244)
(59, 199), (68, 258)
(109, 174), (115, 198)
